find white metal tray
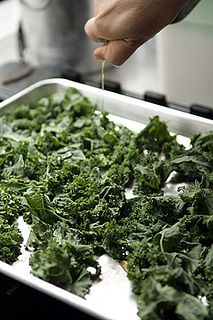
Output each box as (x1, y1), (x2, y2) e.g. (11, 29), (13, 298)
(0, 78), (212, 320)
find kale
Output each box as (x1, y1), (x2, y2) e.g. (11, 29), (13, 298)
(178, 184), (213, 216)
(0, 222), (23, 264)
(191, 131), (213, 153)
(135, 116), (176, 153)
(127, 240), (167, 294)
(0, 87), (213, 319)
(24, 191), (62, 224)
(137, 275), (208, 320)
(133, 152), (173, 194)
(172, 151), (212, 182)
(171, 132), (213, 185)
(0, 191), (23, 224)
(29, 239), (96, 298)
(101, 219), (130, 259)
(103, 163), (132, 187)
(162, 138), (186, 160)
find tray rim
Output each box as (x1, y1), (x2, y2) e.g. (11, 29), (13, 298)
(0, 260), (110, 320)
(0, 78), (212, 137)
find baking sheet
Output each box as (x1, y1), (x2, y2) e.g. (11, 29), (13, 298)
(0, 78), (212, 320)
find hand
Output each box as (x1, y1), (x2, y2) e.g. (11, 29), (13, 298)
(84, 0), (188, 65)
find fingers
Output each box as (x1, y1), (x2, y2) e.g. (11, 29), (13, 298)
(93, 39), (143, 66)
(85, 13), (143, 65)
(84, 1), (145, 65)
(84, 2), (126, 42)
(84, 17), (101, 42)
(84, 13), (119, 43)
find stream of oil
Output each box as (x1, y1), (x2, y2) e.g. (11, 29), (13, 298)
(100, 59), (105, 112)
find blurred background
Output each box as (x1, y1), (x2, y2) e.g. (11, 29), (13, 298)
(0, 0), (212, 116)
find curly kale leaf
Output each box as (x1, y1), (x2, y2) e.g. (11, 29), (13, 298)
(127, 240), (167, 294)
(137, 276), (208, 320)
(101, 219), (130, 260)
(0, 222), (23, 264)
(27, 218), (80, 251)
(29, 239), (99, 297)
(171, 132), (213, 184)
(3, 88), (96, 134)
(178, 184), (213, 216)
(0, 118), (27, 142)
(2, 155), (25, 178)
(24, 191), (63, 224)
(172, 152), (212, 182)
(133, 153), (173, 194)
(191, 131), (213, 153)
(101, 194), (180, 260)
(162, 138), (186, 160)
(103, 163), (132, 188)
(135, 116), (176, 153)
(128, 235), (208, 319)
(204, 245), (213, 281)
(67, 170), (126, 227)
(0, 188), (26, 224)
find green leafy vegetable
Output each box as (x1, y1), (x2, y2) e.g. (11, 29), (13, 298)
(0, 222), (23, 264)
(29, 239), (99, 297)
(0, 87), (213, 319)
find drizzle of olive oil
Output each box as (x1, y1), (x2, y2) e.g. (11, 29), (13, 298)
(120, 260), (128, 272)
(100, 59), (105, 111)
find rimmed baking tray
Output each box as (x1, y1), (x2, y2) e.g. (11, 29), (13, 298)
(0, 78), (212, 320)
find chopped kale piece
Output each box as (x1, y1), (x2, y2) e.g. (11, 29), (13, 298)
(133, 152), (173, 194)
(135, 116), (176, 153)
(0, 222), (23, 264)
(29, 239), (97, 298)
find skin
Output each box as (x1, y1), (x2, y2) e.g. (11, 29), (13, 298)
(84, 0), (189, 65)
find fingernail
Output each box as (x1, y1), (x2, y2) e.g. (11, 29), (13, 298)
(98, 38), (110, 44)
